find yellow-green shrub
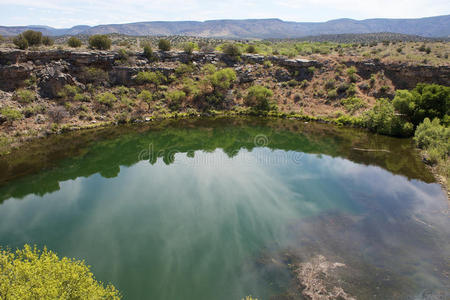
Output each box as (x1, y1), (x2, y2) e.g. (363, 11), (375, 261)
(0, 245), (120, 299)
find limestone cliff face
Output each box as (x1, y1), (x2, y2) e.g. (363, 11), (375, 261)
(0, 49), (448, 99)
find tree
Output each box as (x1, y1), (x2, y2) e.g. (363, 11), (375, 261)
(246, 45), (256, 53)
(222, 43), (241, 57)
(13, 35), (28, 50)
(143, 44), (156, 61)
(21, 30), (42, 46)
(138, 90), (153, 109)
(89, 35), (112, 50)
(244, 85), (273, 111)
(0, 245), (120, 299)
(158, 39), (171, 52)
(42, 36), (54, 46)
(67, 37), (82, 48)
(183, 42), (195, 55)
(209, 68), (237, 91)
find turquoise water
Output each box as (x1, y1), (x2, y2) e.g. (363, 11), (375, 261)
(0, 118), (448, 299)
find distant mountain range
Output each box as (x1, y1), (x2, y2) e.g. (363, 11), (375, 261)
(0, 15), (449, 39)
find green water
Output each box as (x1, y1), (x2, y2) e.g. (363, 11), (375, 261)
(0, 117), (448, 299)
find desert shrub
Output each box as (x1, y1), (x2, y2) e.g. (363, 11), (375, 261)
(183, 42), (196, 54)
(74, 93), (89, 102)
(246, 45), (256, 53)
(0, 107), (23, 122)
(209, 68), (236, 90)
(57, 85), (80, 100)
(263, 60), (273, 68)
(143, 44), (157, 61)
(347, 66), (358, 82)
(201, 63), (217, 75)
(137, 90), (153, 109)
(135, 71), (166, 86)
(327, 89), (338, 99)
(42, 36), (54, 46)
(324, 79), (335, 90)
(80, 67), (109, 85)
(0, 245), (120, 299)
(369, 74), (376, 87)
(21, 30), (42, 46)
(307, 66), (316, 74)
(287, 79), (298, 87)
(117, 48), (130, 63)
(89, 35), (111, 50)
(13, 35), (28, 50)
(67, 37), (82, 48)
(166, 90), (186, 111)
(175, 63), (195, 77)
(341, 97), (367, 114)
(364, 98), (412, 137)
(245, 85), (273, 111)
(158, 39), (171, 52)
(222, 43), (241, 57)
(182, 78), (201, 96)
(48, 106), (69, 123)
(14, 89), (36, 103)
(96, 92), (117, 107)
(414, 118), (449, 164)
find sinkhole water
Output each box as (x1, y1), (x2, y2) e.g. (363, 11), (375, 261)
(0, 117), (448, 299)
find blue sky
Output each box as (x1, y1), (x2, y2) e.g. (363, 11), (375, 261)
(0, 0), (449, 28)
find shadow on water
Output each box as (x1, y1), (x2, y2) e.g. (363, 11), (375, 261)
(0, 117), (447, 300)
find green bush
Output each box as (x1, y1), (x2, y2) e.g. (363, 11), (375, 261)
(81, 67), (109, 84)
(158, 39), (171, 52)
(138, 90), (153, 108)
(135, 71), (166, 86)
(245, 85), (273, 111)
(13, 35), (28, 50)
(246, 45), (256, 53)
(175, 64), (195, 77)
(183, 42), (196, 54)
(393, 83), (450, 126)
(414, 118), (449, 163)
(57, 85), (80, 100)
(67, 37), (82, 48)
(143, 44), (157, 61)
(96, 92), (117, 107)
(0, 245), (120, 299)
(222, 43), (242, 57)
(364, 98), (412, 137)
(21, 30), (42, 46)
(14, 89), (36, 103)
(166, 90), (186, 111)
(0, 107), (23, 122)
(209, 68), (236, 90)
(89, 35), (111, 50)
(42, 36), (54, 46)
(341, 97), (367, 114)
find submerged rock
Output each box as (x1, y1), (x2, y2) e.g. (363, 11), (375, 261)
(293, 255), (355, 300)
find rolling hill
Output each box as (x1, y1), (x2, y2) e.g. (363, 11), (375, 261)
(0, 15), (449, 38)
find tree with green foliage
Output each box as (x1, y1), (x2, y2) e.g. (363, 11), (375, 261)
(67, 36), (82, 48)
(158, 39), (171, 52)
(393, 83), (450, 126)
(14, 89), (36, 103)
(183, 42), (196, 55)
(13, 35), (28, 50)
(135, 71), (166, 86)
(246, 45), (256, 53)
(0, 107), (23, 123)
(138, 90), (153, 109)
(89, 35), (111, 50)
(143, 44), (157, 61)
(21, 30), (43, 46)
(364, 98), (413, 137)
(222, 43), (242, 57)
(166, 90), (186, 111)
(414, 118), (450, 164)
(42, 36), (54, 46)
(209, 68), (237, 91)
(0, 245), (120, 299)
(245, 85), (274, 111)
(96, 92), (117, 107)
